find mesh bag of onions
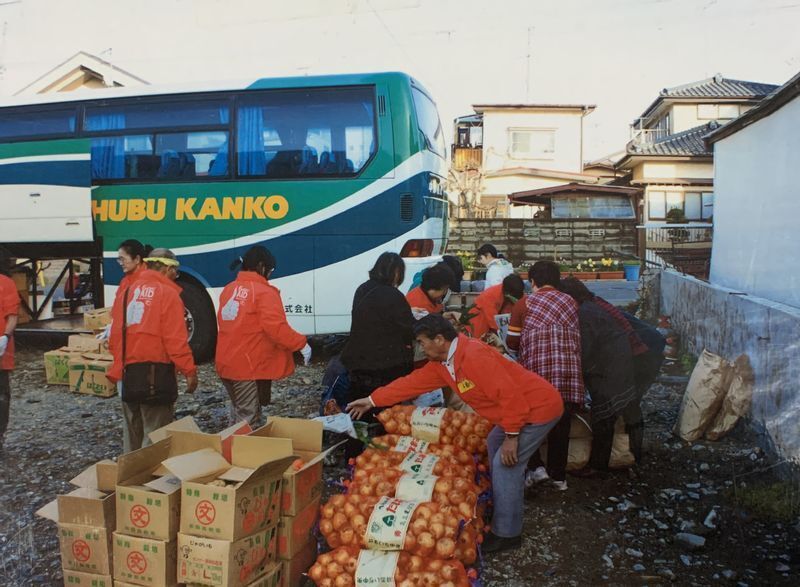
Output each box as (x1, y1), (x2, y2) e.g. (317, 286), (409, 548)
(308, 547), (470, 587)
(319, 494), (480, 565)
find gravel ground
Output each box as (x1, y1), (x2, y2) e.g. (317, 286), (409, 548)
(1, 346), (798, 586)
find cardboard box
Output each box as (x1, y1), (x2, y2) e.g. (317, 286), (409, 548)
(112, 533), (176, 587)
(68, 334), (104, 352)
(277, 497), (319, 560)
(62, 568), (113, 587)
(36, 461), (119, 575)
(58, 523), (112, 575)
(167, 436), (294, 541)
(177, 524), (278, 587)
(151, 418), (252, 463)
(249, 418), (326, 516)
(115, 430), (247, 541)
(280, 540), (316, 587)
(45, 347), (86, 385)
(69, 353), (116, 398)
(245, 564), (283, 587)
(84, 307), (112, 330)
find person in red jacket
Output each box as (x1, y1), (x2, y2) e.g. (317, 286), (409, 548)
(215, 246), (310, 427)
(98, 240), (152, 343)
(0, 248), (20, 452)
(108, 248), (198, 452)
(405, 262), (455, 316)
(347, 314), (563, 554)
(466, 274), (525, 339)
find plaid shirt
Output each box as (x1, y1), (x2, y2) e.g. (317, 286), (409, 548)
(517, 287), (584, 405)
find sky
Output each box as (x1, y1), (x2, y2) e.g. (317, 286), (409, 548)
(0, 0), (797, 160)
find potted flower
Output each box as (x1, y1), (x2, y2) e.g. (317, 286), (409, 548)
(455, 250), (476, 280)
(598, 257), (624, 280)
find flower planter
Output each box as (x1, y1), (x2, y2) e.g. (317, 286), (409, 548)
(566, 271), (625, 281)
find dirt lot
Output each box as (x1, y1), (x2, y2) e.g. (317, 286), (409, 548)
(0, 345), (797, 586)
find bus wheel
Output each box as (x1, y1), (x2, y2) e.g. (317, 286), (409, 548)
(179, 278), (217, 363)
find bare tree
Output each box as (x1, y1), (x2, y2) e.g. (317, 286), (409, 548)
(446, 166), (484, 219)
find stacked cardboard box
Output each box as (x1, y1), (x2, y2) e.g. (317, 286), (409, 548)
(44, 334), (114, 398)
(249, 418), (332, 587)
(35, 460), (118, 586)
(167, 433), (294, 587)
(112, 428), (235, 586)
(83, 307), (112, 331)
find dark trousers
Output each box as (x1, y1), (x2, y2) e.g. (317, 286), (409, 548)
(344, 363), (411, 460)
(589, 416), (616, 470)
(0, 370), (10, 439)
(622, 351), (664, 463)
(528, 408), (572, 481)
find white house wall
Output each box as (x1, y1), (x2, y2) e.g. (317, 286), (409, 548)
(709, 95), (800, 309)
(481, 110), (584, 173)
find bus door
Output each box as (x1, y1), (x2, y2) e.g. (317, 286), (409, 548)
(0, 139), (93, 243)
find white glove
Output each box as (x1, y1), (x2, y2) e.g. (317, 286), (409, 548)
(300, 343), (312, 366)
(95, 324), (111, 341)
(0, 335), (7, 357)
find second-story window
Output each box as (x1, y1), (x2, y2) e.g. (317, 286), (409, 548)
(509, 128), (555, 158)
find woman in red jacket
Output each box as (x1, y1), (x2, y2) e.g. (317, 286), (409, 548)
(215, 246), (310, 427)
(101, 240), (152, 342)
(0, 248), (20, 452)
(108, 248), (198, 452)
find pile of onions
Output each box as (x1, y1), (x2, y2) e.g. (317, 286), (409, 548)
(376, 405), (491, 455)
(318, 494), (479, 564)
(346, 469), (479, 518)
(372, 434), (475, 466)
(354, 448), (474, 480)
(308, 547), (470, 587)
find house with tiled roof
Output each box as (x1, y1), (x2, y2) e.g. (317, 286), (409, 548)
(616, 74), (778, 225)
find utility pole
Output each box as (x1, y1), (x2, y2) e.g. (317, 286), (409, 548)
(525, 26), (534, 101)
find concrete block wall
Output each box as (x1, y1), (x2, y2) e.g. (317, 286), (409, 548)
(660, 270), (800, 466)
(448, 219), (638, 268)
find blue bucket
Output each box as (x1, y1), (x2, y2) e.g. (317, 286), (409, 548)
(624, 264), (641, 281)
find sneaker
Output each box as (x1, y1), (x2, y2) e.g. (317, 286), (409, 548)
(481, 531), (522, 554)
(525, 466), (549, 488)
(551, 479), (568, 491)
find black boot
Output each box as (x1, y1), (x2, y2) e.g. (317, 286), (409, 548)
(482, 531), (522, 554)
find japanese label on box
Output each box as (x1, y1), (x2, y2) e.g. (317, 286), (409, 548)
(392, 436), (430, 454)
(410, 407), (446, 443)
(365, 496), (419, 551)
(398, 451), (439, 477)
(395, 474), (437, 502)
(355, 549), (399, 586)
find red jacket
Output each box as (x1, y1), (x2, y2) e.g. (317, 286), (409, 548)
(215, 271), (306, 381)
(108, 269), (196, 382)
(0, 274), (20, 371)
(371, 334), (563, 433)
(467, 284), (512, 338)
(406, 286), (443, 315)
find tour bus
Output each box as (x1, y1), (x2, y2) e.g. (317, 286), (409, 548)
(0, 72), (449, 360)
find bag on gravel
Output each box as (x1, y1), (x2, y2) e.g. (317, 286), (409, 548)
(705, 354), (754, 441)
(674, 349), (733, 441)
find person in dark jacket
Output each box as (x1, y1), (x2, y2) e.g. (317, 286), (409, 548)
(340, 252), (414, 458)
(558, 278), (635, 476)
(620, 310), (666, 464)
(441, 254), (465, 293)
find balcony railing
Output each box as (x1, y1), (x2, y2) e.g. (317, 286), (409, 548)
(630, 127), (670, 145)
(640, 224), (713, 279)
